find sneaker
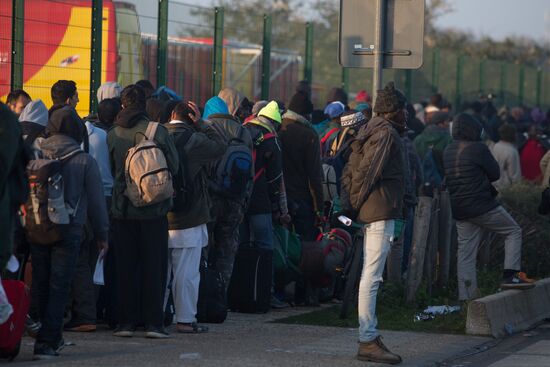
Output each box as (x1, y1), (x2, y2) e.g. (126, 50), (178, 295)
(145, 328), (171, 339)
(357, 336), (402, 364)
(33, 343), (59, 360)
(270, 296), (289, 309)
(25, 315), (41, 338)
(64, 320), (97, 332)
(501, 273), (536, 290)
(113, 325), (135, 338)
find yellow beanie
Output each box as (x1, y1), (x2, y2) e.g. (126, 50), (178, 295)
(258, 100), (282, 124)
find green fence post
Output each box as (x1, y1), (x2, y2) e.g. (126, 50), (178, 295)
(11, 0), (24, 90)
(479, 57), (485, 96)
(431, 48), (439, 93)
(405, 69), (413, 101)
(455, 54), (463, 111)
(304, 22), (313, 83)
(89, 0), (103, 114)
(157, 0), (168, 88)
(341, 67), (349, 93)
(518, 64), (525, 106)
(212, 7), (224, 96)
(536, 68), (542, 107)
(499, 62), (507, 106)
(261, 14), (272, 100)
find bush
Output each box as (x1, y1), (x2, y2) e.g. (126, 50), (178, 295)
(499, 182), (550, 278)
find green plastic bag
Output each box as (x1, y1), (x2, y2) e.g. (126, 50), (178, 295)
(273, 225), (302, 286)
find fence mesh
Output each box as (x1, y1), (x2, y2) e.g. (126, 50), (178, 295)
(0, 2), (12, 100)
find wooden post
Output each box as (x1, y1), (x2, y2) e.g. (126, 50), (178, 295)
(437, 190), (453, 288)
(424, 192), (440, 297)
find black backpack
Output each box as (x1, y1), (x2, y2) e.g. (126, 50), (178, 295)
(24, 150), (83, 245)
(196, 259), (227, 323)
(166, 123), (194, 212)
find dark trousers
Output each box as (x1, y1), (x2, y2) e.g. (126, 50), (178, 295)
(68, 223), (98, 324)
(209, 197), (245, 289)
(31, 228), (81, 346)
(289, 198), (318, 242)
(113, 217), (168, 330)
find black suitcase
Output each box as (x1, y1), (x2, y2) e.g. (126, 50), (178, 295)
(196, 260), (227, 323)
(227, 244), (272, 313)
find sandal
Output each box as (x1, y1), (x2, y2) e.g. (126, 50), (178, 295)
(176, 322), (209, 334)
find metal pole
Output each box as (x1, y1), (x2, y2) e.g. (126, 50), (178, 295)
(212, 7), (224, 96)
(261, 14), (272, 100)
(431, 48), (439, 93)
(11, 0), (24, 91)
(454, 54), (463, 111)
(518, 64), (525, 106)
(304, 22), (313, 83)
(89, 0), (103, 115)
(405, 69), (413, 101)
(156, 0), (168, 88)
(536, 68), (542, 107)
(372, 0), (385, 107)
(341, 67), (349, 93)
(479, 58), (485, 96)
(499, 62), (507, 105)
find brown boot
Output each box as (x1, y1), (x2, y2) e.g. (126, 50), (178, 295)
(357, 336), (402, 364)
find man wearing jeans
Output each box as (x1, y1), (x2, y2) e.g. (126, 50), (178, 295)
(341, 82), (407, 364)
(444, 113), (534, 301)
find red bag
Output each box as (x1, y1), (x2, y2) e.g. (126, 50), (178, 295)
(0, 280), (30, 360)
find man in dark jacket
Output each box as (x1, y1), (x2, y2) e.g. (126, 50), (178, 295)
(341, 82), (405, 365)
(203, 96), (253, 290)
(414, 111), (452, 176)
(31, 105), (109, 359)
(107, 84), (178, 338)
(279, 92), (323, 241)
(165, 100), (225, 333)
(443, 113), (533, 301)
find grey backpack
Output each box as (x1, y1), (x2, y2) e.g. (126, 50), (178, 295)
(124, 122), (174, 207)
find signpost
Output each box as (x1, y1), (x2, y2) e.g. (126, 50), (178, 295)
(339, 0), (425, 104)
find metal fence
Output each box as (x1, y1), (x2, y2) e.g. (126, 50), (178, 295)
(1, 0), (548, 117)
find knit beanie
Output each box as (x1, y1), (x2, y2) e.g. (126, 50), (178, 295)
(340, 111), (367, 128)
(324, 101), (345, 119)
(258, 101), (282, 124)
(288, 92), (313, 117)
(373, 82), (407, 114)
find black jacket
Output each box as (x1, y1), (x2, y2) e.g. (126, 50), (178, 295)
(443, 115), (500, 220)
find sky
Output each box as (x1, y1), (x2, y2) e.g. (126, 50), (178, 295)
(128, 0), (550, 43)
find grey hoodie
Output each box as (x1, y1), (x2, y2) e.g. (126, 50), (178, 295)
(19, 99), (48, 127)
(40, 134), (109, 241)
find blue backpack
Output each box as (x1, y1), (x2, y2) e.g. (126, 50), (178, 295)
(422, 147), (443, 188)
(213, 129), (253, 199)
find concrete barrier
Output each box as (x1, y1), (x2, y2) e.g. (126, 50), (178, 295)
(466, 278), (550, 338)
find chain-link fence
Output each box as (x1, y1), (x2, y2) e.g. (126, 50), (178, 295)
(2, 0), (549, 117)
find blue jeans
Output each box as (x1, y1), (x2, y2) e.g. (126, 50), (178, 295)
(240, 213), (273, 250)
(31, 227), (81, 346)
(358, 220), (395, 342)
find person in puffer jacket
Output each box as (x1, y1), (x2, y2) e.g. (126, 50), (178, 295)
(443, 113), (534, 301)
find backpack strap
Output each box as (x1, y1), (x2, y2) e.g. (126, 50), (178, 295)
(252, 132), (276, 183)
(320, 127), (339, 145)
(145, 121), (159, 140)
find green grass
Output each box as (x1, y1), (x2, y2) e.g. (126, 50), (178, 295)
(274, 271), (503, 334)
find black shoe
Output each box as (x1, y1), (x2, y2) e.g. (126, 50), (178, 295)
(33, 343), (59, 360)
(145, 327), (170, 339)
(113, 325), (135, 337)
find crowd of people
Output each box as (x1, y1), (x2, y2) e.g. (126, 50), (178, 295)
(1, 78), (548, 364)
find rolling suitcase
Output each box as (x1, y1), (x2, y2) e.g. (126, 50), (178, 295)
(0, 280), (30, 360)
(196, 260), (227, 323)
(227, 244), (272, 313)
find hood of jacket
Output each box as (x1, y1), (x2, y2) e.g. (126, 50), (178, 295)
(452, 113), (482, 142)
(40, 134), (82, 159)
(356, 115), (392, 142)
(114, 105), (149, 128)
(418, 124), (451, 146)
(19, 99), (48, 126)
(46, 105), (86, 145)
(204, 96), (229, 119)
(218, 87), (243, 116)
(282, 109), (310, 126)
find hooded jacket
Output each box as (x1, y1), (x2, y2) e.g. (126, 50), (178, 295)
(107, 105), (179, 219)
(341, 116), (405, 224)
(443, 114), (500, 220)
(279, 109), (324, 211)
(19, 99), (48, 152)
(40, 134), (109, 241)
(414, 124), (453, 175)
(166, 119), (225, 230)
(218, 88), (243, 117)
